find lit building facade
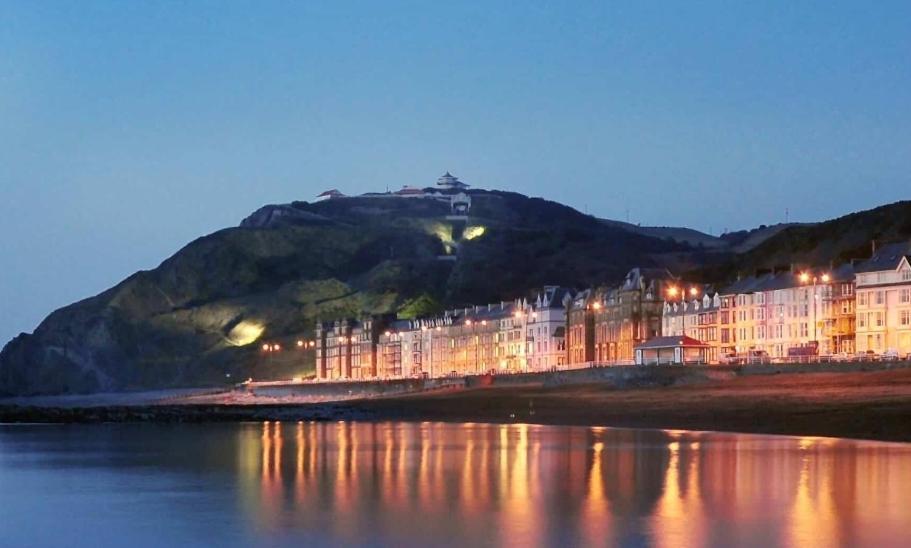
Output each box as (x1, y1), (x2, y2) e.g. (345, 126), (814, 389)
(662, 292), (726, 364)
(566, 289), (595, 365)
(592, 268), (677, 364)
(855, 242), (911, 356)
(316, 288), (571, 381)
(663, 266), (857, 361)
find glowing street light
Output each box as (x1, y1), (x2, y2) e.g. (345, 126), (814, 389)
(592, 302), (602, 310)
(689, 287), (699, 297)
(297, 340), (304, 347)
(667, 286), (679, 298)
(798, 271), (830, 347)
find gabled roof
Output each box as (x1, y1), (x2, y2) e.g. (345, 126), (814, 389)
(856, 241), (911, 273)
(622, 267), (676, 290)
(635, 335), (709, 349)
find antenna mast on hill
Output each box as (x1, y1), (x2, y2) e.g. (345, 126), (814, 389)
(785, 208), (789, 224)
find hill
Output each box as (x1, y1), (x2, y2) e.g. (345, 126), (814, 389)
(0, 189), (686, 395)
(692, 201), (911, 281)
(3, 189), (909, 396)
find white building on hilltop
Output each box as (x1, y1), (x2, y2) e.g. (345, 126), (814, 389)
(436, 172), (470, 190)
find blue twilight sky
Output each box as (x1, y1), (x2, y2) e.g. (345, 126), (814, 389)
(1, 1), (910, 343)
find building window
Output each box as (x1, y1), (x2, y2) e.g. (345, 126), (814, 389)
(901, 310), (911, 326)
(858, 292), (868, 307)
(903, 270), (911, 282)
(901, 289), (911, 304)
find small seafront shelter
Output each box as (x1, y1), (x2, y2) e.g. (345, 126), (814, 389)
(634, 336), (710, 366)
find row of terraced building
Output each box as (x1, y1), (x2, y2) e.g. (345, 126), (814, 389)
(316, 242), (911, 379)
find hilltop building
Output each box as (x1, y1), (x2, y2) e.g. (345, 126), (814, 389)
(315, 189), (345, 201)
(436, 171), (470, 191)
(394, 185), (427, 198)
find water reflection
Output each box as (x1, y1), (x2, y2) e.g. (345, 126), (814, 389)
(2, 422), (911, 547)
(237, 422), (911, 547)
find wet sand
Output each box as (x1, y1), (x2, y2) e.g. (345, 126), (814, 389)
(3, 368), (911, 442)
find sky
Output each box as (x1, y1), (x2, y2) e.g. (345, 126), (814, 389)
(1, 1), (910, 343)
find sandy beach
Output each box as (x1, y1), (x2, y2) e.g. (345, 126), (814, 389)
(3, 366), (911, 442)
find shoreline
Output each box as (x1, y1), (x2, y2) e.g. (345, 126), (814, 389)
(3, 366), (911, 443)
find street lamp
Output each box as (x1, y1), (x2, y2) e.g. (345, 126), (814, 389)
(799, 272), (830, 352)
(262, 343), (280, 368)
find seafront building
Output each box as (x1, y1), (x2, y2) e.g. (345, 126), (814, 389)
(663, 265), (857, 360)
(567, 268), (676, 365)
(315, 240), (911, 379)
(661, 292), (727, 363)
(854, 242), (911, 356)
(316, 287), (571, 381)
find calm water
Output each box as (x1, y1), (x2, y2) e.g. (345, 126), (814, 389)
(1, 422), (910, 547)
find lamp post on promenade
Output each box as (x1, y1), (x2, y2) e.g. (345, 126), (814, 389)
(800, 272), (831, 353)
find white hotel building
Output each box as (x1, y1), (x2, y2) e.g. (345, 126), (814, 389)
(855, 242), (911, 356)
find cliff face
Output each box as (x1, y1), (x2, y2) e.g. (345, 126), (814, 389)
(0, 190), (685, 395)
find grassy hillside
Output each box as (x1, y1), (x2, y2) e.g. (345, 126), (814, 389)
(0, 190), (685, 395)
(691, 201), (911, 281)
